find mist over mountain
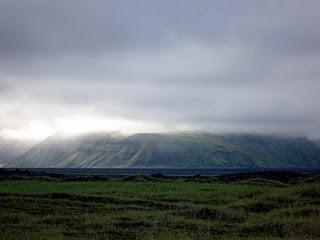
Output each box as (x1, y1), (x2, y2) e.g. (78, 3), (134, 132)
(6, 132), (320, 168)
(0, 138), (36, 167)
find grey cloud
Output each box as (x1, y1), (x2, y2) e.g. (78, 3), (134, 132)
(0, 0), (320, 138)
(2, 1), (318, 58)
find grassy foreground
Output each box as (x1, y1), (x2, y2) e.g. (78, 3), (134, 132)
(0, 174), (319, 240)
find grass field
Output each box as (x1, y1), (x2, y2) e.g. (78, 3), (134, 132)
(0, 173), (319, 239)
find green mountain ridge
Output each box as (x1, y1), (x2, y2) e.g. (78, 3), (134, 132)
(5, 132), (320, 168)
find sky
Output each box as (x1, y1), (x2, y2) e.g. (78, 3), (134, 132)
(0, 0), (320, 140)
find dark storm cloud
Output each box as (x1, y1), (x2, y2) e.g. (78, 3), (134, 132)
(1, 0), (320, 138)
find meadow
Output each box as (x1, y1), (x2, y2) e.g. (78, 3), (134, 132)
(0, 173), (319, 240)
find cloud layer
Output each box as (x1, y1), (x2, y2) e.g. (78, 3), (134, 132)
(1, 0), (320, 139)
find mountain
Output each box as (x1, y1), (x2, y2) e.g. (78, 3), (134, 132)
(6, 132), (320, 168)
(0, 138), (36, 167)
(6, 133), (121, 168)
(313, 139), (320, 148)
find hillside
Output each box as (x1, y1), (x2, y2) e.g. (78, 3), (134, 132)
(313, 139), (320, 148)
(6, 133), (122, 168)
(6, 132), (320, 168)
(0, 138), (36, 167)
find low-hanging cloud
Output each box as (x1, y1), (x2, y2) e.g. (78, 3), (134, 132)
(1, 0), (320, 139)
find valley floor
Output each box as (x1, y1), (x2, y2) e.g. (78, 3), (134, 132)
(0, 172), (319, 240)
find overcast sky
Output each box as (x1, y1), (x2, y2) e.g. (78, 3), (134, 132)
(0, 0), (320, 140)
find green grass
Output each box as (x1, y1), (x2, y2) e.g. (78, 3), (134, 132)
(0, 178), (319, 239)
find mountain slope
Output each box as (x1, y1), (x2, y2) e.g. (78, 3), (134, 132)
(8, 132), (320, 168)
(313, 139), (320, 148)
(6, 133), (121, 168)
(0, 138), (36, 167)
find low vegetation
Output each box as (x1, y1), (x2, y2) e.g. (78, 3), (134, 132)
(0, 172), (319, 239)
